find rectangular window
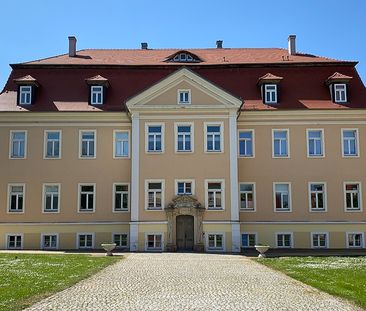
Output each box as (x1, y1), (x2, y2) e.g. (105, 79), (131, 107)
(206, 124), (222, 152)
(10, 131), (26, 159)
(7, 234), (23, 249)
(238, 130), (254, 157)
(176, 181), (193, 195)
(241, 233), (257, 248)
(8, 184), (24, 213)
(41, 234), (58, 249)
(273, 130), (289, 157)
(208, 234), (224, 250)
(77, 233), (94, 249)
(207, 181), (224, 210)
(334, 84), (347, 103)
(19, 86), (32, 104)
(176, 125), (192, 152)
(309, 183), (326, 211)
(178, 90), (191, 104)
(311, 233), (328, 248)
(114, 184), (129, 211)
(146, 234), (163, 251)
(264, 84), (277, 104)
(79, 185), (95, 212)
(91, 86), (103, 105)
(43, 184), (60, 213)
(113, 233), (128, 248)
(44, 131), (61, 159)
(146, 181), (163, 210)
(307, 129), (324, 157)
(114, 131), (129, 158)
(276, 233), (292, 248)
(239, 183), (255, 211)
(342, 129), (358, 157)
(147, 125), (163, 152)
(274, 183), (291, 211)
(344, 183), (361, 211)
(80, 130), (96, 158)
(347, 233), (364, 248)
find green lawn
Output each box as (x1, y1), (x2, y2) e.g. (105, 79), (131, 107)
(259, 256), (366, 309)
(0, 253), (120, 311)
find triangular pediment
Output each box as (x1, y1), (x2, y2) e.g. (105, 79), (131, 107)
(126, 68), (242, 111)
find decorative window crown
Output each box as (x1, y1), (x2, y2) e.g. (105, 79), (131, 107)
(166, 51), (201, 63)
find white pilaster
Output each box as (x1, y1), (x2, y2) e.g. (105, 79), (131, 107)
(231, 222), (241, 253)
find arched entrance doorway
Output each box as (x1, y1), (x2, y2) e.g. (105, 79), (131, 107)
(176, 215), (194, 251)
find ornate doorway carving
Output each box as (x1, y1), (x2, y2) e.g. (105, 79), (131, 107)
(165, 196), (205, 252)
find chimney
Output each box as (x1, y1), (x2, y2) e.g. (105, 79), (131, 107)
(68, 36), (77, 57)
(288, 35), (296, 55)
(141, 42), (148, 50)
(216, 40), (223, 49)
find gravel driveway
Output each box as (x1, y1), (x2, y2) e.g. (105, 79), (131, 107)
(25, 253), (362, 311)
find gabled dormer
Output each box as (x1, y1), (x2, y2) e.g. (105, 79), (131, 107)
(165, 50), (202, 63)
(257, 73), (283, 104)
(14, 75), (39, 105)
(85, 75), (110, 105)
(326, 72), (352, 104)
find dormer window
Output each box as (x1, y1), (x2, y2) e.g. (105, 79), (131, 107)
(166, 51), (201, 63)
(326, 72), (352, 104)
(334, 84), (347, 103)
(257, 73), (283, 105)
(91, 86), (103, 105)
(19, 86), (32, 105)
(85, 75), (109, 105)
(264, 84), (277, 104)
(14, 75), (39, 105)
(178, 90), (191, 104)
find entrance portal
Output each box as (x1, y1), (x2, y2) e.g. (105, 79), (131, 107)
(176, 215), (194, 251)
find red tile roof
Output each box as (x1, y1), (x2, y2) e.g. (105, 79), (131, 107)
(326, 72), (353, 85)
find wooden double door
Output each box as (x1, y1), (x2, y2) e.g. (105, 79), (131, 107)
(176, 215), (194, 251)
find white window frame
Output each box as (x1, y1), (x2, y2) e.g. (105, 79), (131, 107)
(42, 183), (61, 213)
(40, 233), (59, 250)
(341, 128), (359, 158)
(204, 122), (224, 153)
(144, 233), (164, 251)
(113, 183), (130, 212)
(112, 232), (129, 249)
(78, 183), (96, 213)
(9, 130), (27, 159)
(175, 179), (195, 196)
(205, 179), (225, 210)
(76, 233), (95, 249)
(113, 130), (130, 159)
(19, 86), (32, 105)
(145, 123), (165, 153)
(238, 129), (255, 158)
(275, 232), (293, 248)
(273, 182), (292, 212)
(206, 233), (225, 252)
(346, 232), (365, 248)
(343, 182), (362, 212)
(239, 182), (256, 212)
(306, 129), (325, 158)
(90, 85), (104, 105)
(177, 89), (191, 104)
(6, 233), (23, 250)
(272, 129), (290, 158)
(43, 130), (62, 159)
(308, 182), (327, 212)
(174, 122), (194, 153)
(145, 179), (165, 211)
(79, 130), (97, 159)
(334, 83), (347, 103)
(241, 232), (257, 248)
(310, 232), (329, 249)
(7, 183), (25, 214)
(264, 84), (278, 104)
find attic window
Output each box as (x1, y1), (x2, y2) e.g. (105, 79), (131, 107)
(167, 51), (201, 63)
(85, 75), (110, 105)
(326, 72), (352, 104)
(13, 75), (39, 105)
(19, 86), (32, 105)
(257, 73), (283, 105)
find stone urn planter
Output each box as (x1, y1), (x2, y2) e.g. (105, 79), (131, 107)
(255, 245), (270, 258)
(101, 243), (117, 256)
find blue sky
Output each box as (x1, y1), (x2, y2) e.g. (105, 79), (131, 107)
(1, 0), (365, 89)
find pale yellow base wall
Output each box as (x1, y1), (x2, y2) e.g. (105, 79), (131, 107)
(241, 223), (366, 249)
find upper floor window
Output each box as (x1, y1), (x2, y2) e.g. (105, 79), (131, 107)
(91, 86), (103, 105)
(43, 184), (60, 213)
(272, 129), (289, 158)
(342, 129), (358, 157)
(10, 131), (27, 159)
(274, 183), (291, 212)
(334, 84), (347, 103)
(264, 84), (277, 104)
(205, 123), (223, 153)
(206, 180), (224, 210)
(80, 130), (96, 158)
(238, 130), (254, 157)
(309, 183), (326, 212)
(114, 184), (129, 212)
(19, 86), (32, 104)
(176, 124), (192, 152)
(344, 183), (361, 211)
(146, 124), (163, 153)
(178, 90), (191, 104)
(79, 184), (95, 212)
(146, 181), (164, 210)
(307, 129), (324, 157)
(176, 180), (194, 195)
(239, 183), (255, 211)
(44, 131), (61, 159)
(8, 184), (25, 213)
(114, 131), (129, 158)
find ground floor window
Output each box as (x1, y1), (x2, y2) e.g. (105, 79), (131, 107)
(311, 232), (328, 248)
(207, 233), (224, 251)
(241, 233), (257, 248)
(347, 233), (364, 248)
(276, 233), (292, 248)
(41, 234), (58, 249)
(77, 233), (94, 249)
(146, 234), (163, 251)
(113, 233), (128, 248)
(7, 234), (23, 249)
